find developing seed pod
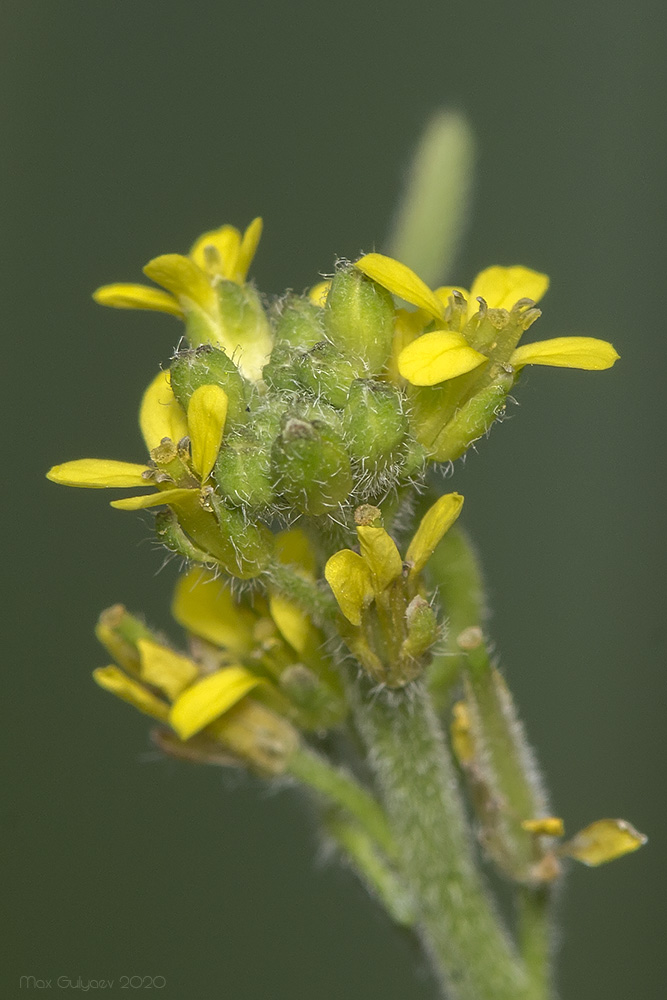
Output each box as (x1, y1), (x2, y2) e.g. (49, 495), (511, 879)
(271, 416), (354, 516)
(342, 380), (409, 472)
(170, 345), (250, 428)
(324, 266), (395, 374)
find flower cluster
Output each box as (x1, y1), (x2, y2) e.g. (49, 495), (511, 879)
(47, 217), (642, 905)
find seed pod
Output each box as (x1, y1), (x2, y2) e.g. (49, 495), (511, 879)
(170, 345), (249, 428)
(324, 266), (395, 374)
(271, 416), (353, 515)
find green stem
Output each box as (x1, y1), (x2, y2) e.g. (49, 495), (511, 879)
(348, 677), (532, 1000)
(287, 745), (396, 859)
(267, 562), (339, 627)
(325, 812), (417, 927)
(517, 887), (555, 1000)
(426, 526), (486, 705)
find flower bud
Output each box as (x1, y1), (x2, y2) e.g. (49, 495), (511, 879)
(342, 380), (409, 472)
(185, 279), (273, 382)
(295, 341), (363, 407)
(324, 266), (395, 373)
(271, 416), (353, 516)
(170, 345), (249, 429)
(214, 408), (280, 512)
(273, 295), (326, 351)
(401, 596), (439, 660)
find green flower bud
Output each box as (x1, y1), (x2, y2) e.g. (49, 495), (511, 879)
(214, 408), (280, 511)
(324, 266), (395, 373)
(296, 341), (363, 407)
(273, 296), (326, 350)
(401, 596), (439, 661)
(271, 416), (353, 516)
(342, 380), (409, 470)
(170, 345), (249, 428)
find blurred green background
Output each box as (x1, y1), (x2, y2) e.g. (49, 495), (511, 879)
(3, 1), (665, 997)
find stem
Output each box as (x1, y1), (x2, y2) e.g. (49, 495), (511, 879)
(267, 562), (339, 628)
(325, 812), (417, 927)
(518, 887), (555, 1000)
(287, 745), (396, 859)
(349, 677), (533, 1000)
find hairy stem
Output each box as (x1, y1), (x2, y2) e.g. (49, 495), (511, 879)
(518, 886), (556, 1000)
(348, 677), (534, 1000)
(287, 745), (396, 859)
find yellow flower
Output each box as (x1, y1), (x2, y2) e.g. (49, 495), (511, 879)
(355, 252), (619, 386)
(46, 370), (228, 511)
(325, 494), (463, 626)
(93, 639), (261, 739)
(92, 218), (272, 380)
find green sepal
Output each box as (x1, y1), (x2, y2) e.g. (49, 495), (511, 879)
(154, 509), (214, 564)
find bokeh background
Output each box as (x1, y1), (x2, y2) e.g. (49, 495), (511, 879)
(3, 2), (665, 997)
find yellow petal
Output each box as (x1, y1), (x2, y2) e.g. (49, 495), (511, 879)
(235, 217), (263, 282)
(143, 254), (217, 313)
(137, 639), (199, 701)
(308, 280), (331, 307)
(268, 594), (311, 654)
(172, 568), (257, 655)
(469, 266), (549, 315)
(189, 224), (241, 278)
(92, 283), (183, 316)
(522, 817), (565, 837)
(324, 549), (374, 626)
(356, 525), (403, 593)
(398, 331), (486, 386)
(274, 528), (317, 577)
(93, 665), (169, 721)
(169, 666), (261, 740)
(561, 818), (647, 866)
(510, 337), (620, 371)
(110, 487), (195, 510)
(139, 370), (189, 452)
(187, 384), (228, 480)
(406, 492), (464, 577)
(355, 253), (445, 320)
(46, 459), (149, 488)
